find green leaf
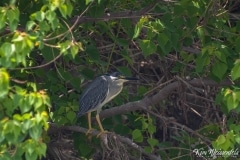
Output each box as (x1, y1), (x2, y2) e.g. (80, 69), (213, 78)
(226, 93), (238, 111)
(235, 135), (240, 144)
(211, 61), (227, 81)
(132, 129), (143, 142)
(49, 18), (59, 30)
(45, 10), (56, 22)
(1, 42), (15, 59)
(217, 135), (226, 145)
(66, 111), (76, 123)
(81, 68), (95, 79)
(197, 26), (205, 44)
(58, 1), (72, 18)
(137, 86), (148, 96)
(235, 37), (240, 52)
(59, 40), (71, 54)
(157, 33), (170, 55)
(0, 69), (9, 98)
(117, 66), (131, 76)
(86, 0), (94, 5)
(12, 34), (24, 42)
(66, 2), (73, 17)
(133, 25), (141, 39)
(215, 50), (226, 63)
(70, 44), (79, 58)
(180, 51), (194, 63)
(195, 52), (210, 73)
(86, 45), (100, 62)
(22, 119), (33, 132)
(231, 59), (240, 81)
(26, 21), (36, 31)
(29, 126), (42, 140)
(78, 140), (93, 156)
(170, 32), (180, 50)
(120, 49), (133, 64)
(35, 11), (45, 21)
(25, 150), (38, 160)
(7, 8), (19, 31)
(148, 124), (156, 135)
(37, 143), (47, 157)
(117, 38), (129, 48)
(19, 99), (31, 114)
(141, 120), (148, 130)
(139, 39), (156, 57)
(144, 146), (152, 153)
(0, 8), (6, 30)
(39, 21), (50, 32)
(122, 19), (134, 38)
(59, 4), (68, 18)
(147, 138), (159, 148)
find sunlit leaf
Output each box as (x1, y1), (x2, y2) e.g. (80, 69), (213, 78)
(133, 25), (141, 39)
(59, 4), (68, 18)
(0, 69), (9, 98)
(231, 59), (240, 81)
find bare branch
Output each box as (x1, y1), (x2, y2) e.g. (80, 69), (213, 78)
(145, 109), (212, 144)
(70, 0), (162, 25)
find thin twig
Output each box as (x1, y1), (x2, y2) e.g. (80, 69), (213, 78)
(10, 51), (62, 70)
(44, 2), (93, 41)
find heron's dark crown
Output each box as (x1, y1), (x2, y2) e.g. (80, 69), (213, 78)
(106, 72), (138, 81)
(109, 72), (123, 77)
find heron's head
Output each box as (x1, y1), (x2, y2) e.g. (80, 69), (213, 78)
(108, 72), (138, 83)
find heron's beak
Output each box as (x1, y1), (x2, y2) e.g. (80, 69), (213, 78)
(123, 76), (138, 81)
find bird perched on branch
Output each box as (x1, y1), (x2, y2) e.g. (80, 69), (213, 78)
(78, 72), (138, 136)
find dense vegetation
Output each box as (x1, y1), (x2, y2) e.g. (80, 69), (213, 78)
(0, 0), (240, 159)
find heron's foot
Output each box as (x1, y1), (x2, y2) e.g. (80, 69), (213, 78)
(86, 128), (94, 136)
(86, 128), (93, 141)
(97, 130), (109, 138)
(86, 128), (94, 140)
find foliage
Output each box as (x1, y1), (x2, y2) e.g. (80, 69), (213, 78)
(0, 0), (240, 159)
(0, 0), (76, 159)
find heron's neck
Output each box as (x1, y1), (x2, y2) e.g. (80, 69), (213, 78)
(106, 81), (123, 102)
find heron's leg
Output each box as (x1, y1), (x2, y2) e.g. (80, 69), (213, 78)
(96, 114), (108, 137)
(88, 112), (92, 130)
(86, 112), (93, 135)
(96, 114), (104, 132)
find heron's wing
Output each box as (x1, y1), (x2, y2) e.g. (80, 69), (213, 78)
(78, 76), (109, 116)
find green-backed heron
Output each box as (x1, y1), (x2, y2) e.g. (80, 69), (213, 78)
(78, 72), (138, 135)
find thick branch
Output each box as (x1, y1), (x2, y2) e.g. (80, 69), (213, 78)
(55, 124), (161, 160)
(100, 78), (232, 119)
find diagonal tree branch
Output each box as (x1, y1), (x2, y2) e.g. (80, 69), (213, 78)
(52, 124), (161, 160)
(99, 78), (232, 119)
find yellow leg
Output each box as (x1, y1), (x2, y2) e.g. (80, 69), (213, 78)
(88, 112), (92, 130)
(86, 112), (93, 135)
(96, 114), (104, 132)
(96, 114), (108, 137)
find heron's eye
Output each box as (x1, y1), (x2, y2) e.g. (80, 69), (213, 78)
(117, 75), (124, 79)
